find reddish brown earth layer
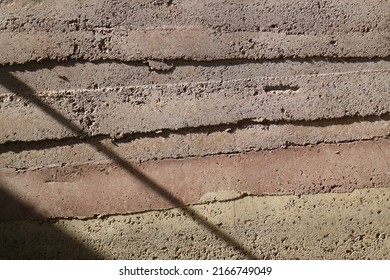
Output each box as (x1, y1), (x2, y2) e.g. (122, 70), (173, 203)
(1, 138), (389, 221)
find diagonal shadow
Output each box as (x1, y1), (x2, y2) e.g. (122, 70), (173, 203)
(0, 179), (102, 259)
(0, 71), (258, 259)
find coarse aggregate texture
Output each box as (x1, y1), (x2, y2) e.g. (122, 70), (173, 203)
(1, 0), (389, 34)
(0, 0), (389, 64)
(1, 30), (389, 65)
(1, 70), (389, 144)
(0, 116), (389, 169)
(1, 59), (390, 92)
(2, 59), (390, 93)
(1, 187), (389, 259)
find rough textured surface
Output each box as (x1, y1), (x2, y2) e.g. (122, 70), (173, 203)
(1, 139), (390, 220)
(1, 0), (390, 260)
(2, 30), (390, 65)
(1, 188), (389, 259)
(1, 70), (389, 144)
(1, 0), (389, 64)
(1, 116), (389, 169)
(2, 0), (389, 34)
(2, 59), (390, 92)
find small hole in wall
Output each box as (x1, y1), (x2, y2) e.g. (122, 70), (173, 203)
(263, 85), (300, 92)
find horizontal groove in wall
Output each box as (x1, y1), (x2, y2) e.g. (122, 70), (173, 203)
(1, 56), (390, 73)
(1, 114), (390, 155)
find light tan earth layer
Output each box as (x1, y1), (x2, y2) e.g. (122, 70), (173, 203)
(0, 187), (389, 259)
(2, 0), (389, 34)
(1, 0), (389, 64)
(2, 59), (390, 93)
(1, 70), (389, 144)
(2, 30), (389, 65)
(1, 116), (390, 169)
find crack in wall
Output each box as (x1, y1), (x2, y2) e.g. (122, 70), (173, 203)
(1, 56), (390, 71)
(1, 114), (389, 155)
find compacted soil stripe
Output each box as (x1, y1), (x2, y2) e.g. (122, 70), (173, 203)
(1, 138), (389, 220)
(1, 70), (389, 144)
(0, 187), (389, 259)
